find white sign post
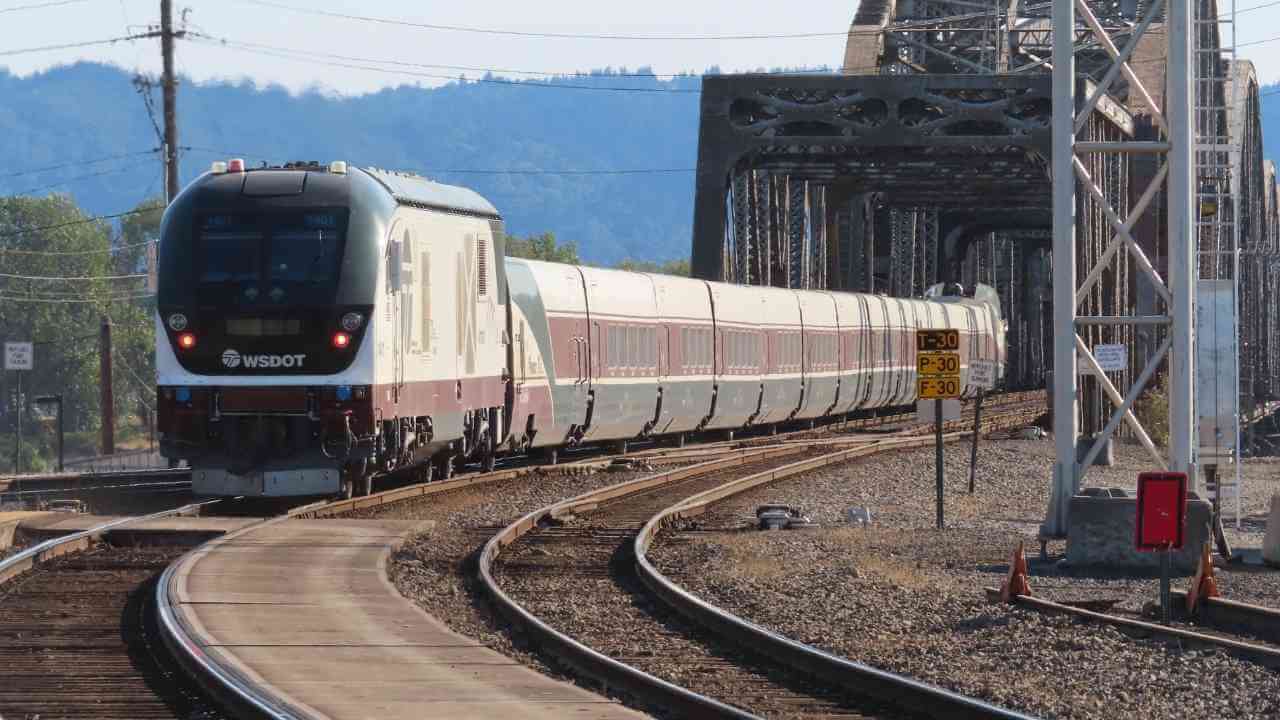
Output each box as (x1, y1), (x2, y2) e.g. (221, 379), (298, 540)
(1092, 344), (1128, 373)
(4, 341), (32, 477)
(970, 359), (997, 390)
(4, 342), (33, 371)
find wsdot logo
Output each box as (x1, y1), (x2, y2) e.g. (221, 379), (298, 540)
(221, 349), (306, 370)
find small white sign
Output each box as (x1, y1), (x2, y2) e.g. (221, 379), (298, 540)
(4, 342), (33, 371)
(1093, 344), (1127, 373)
(970, 360), (996, 390)
(917, 398), (961, 424)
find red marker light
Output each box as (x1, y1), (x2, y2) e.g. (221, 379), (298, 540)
(177, 332), (197, 350)
(332, 331), (351, 349)
(227, 158), (246, 173)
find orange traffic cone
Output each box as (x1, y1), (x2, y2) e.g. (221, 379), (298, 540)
(1000, 541), (1033, 602)
(1186, 542), (1220, 615)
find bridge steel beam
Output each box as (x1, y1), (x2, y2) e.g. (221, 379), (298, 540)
(1044, 0), (1196, 536)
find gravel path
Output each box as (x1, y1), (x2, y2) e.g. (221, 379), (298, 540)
(650, 437), (1280, 719)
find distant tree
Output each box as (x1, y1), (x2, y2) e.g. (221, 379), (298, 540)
(503, 232), (580, 265)
(614, 258), (690, 276)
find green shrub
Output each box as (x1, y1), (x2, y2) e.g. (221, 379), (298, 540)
(1135, 374), (1170, 448)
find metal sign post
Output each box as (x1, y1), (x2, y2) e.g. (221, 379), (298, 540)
(918, 329), (960, 530)
(1136, 472), (1189, 624)
(969, 359), (997, 494)
(5, 342), (33, 476)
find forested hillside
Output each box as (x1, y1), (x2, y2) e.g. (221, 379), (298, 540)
(3, 65), (1278, 267)
(0, 62), (703, 265)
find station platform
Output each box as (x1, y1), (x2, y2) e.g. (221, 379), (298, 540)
(14, 513), (260, 543)
(168, 518), (647, 719)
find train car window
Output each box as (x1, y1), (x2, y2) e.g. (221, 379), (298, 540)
(386, 235), (401, 293)
(197, 220), (260, 287)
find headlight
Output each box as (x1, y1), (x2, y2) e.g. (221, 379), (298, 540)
(167, 313), (188, 331)
(341, 312), (364, 332)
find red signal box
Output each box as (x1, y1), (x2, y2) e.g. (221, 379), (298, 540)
(1135, 472), (1188, 551)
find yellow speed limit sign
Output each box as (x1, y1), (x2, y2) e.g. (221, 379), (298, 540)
(918, 351), (960, 376)
(918, 376), (962, 400)
(916, 329), (959, 352)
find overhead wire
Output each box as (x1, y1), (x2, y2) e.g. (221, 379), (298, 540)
(0, 293), (154, 303)
(0, 0), (93, 14)
(186, 34), (831, 81)
(0, 271), (146, 281)
(10, 164), (143, 196)
(235, 0), (849, 41)
(0, 33), (155, 59)
(2, 150), (159, 180)
(186, 35), (702, 93)
(0, 208), (159, 243)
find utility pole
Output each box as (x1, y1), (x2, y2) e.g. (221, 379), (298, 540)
(161, 0), (180, 203)
(100, 317), (115, 456)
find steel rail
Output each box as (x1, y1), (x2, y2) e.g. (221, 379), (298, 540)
(632, 437), (1040, 720)
(478, 445), (815, 720)
(0, 498), (219, 585)
(988, 590), (1280, 669)
(155, 510), (318, 720)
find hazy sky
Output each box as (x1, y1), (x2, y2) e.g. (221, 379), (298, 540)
(2, 0), (1275, 94)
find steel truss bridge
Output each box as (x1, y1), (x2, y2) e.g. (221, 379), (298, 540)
(689, 0), (1279, 461)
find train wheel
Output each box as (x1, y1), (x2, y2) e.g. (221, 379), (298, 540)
(339, 478), (354, 500)
(614, 440), (628, 456)
(676, 434), (686, 448)
(541, 448), (559, 466)
(418, 462), (435, 484)
(360, 473), (373, 497)
(436, 454), (454, 480)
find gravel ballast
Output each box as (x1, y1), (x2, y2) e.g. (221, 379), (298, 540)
(378, 465), (671, 680)
(649, 437), (1280, 719)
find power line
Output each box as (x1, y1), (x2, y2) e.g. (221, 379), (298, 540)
(431, 167), (696, 176)
(0, 293), (154, 304)
(185, 148), (694, 176)
(0, 238), (154, 256)
(1239, 34), (1280, 48)
(190, 34), (830, 81)
(2, 150), (159, 180)
(0, 32), (156, 59)
(187, 35), (701, 93)
(0, 209), (158, 243)
(10, 165), (140, 196)
(236, 0), (849, 41)
(0, 271), (147, 282)
(1229, 0), (1280, 15)
(0, 0), (92, 14)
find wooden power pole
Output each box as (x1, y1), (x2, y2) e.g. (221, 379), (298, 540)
(161, 0), (180, 203)
(100, 316), (115, 455)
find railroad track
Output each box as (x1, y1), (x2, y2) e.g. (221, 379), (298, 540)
(479, 431), (1037, 719)
(987, 587), (1280, 669)
(0, 393), (1045, 719)
(0, 503), (231, 720)
(0, 389), (1044, 507)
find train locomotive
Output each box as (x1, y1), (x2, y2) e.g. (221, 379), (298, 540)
(155, 160), (1006, 498)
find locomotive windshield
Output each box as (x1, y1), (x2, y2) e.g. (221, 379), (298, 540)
(196, 211), (347, 308)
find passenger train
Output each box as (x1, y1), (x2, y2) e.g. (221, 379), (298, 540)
(155, 160), (1006, 498)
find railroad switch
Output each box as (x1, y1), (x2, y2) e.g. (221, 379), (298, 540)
(756, 505), (814, 530)
(999, 541), (1033, 602)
